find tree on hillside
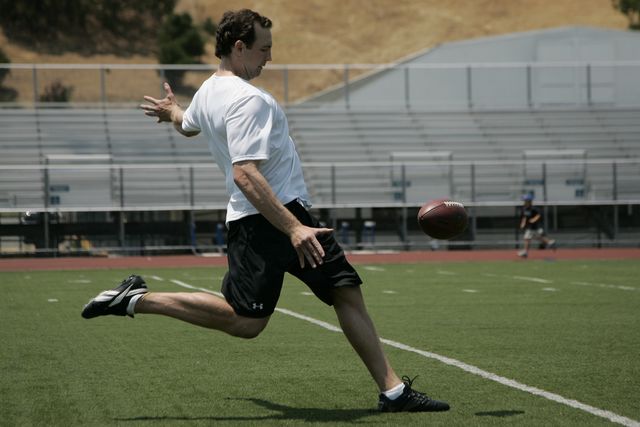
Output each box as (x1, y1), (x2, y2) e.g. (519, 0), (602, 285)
(0, 0), (177, 53)
(612, 0), (640, 29)
(0, 48), (9, 84)
(0, 47), (17, 102)
(157, 13), (205, 87)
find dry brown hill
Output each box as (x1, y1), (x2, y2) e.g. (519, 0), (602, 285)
(0, 0), (629, 103)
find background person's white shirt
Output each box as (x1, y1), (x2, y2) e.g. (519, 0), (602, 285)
(182, 75), (310, 223)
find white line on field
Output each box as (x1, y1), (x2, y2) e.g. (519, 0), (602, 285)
(437, 270), (457, 275)
(571, 281), (637, 292)
(512, 275), (553, 284)
(168, 279), (639, 427)
(363, 266), (386, 272)
(149, 275), (164, 281)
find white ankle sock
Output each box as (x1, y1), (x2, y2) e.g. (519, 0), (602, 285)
(382, 382), (405, 400)
(126, 294), (145, 316)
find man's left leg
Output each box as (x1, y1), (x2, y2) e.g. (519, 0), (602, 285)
(332, 285), (400, 391)
(331, 285), (450, 412)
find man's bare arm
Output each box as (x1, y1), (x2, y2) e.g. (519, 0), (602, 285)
(233, 160), (333, 269)
(140, 82), (199, 137)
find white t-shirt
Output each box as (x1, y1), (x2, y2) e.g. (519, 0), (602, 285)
(182, 75), (310, 223)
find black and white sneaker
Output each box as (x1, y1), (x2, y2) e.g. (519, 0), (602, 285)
(81, 275), (147, 319)
(378, 376), (450, 412)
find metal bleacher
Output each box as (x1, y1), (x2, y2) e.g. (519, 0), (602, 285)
(1, 105), (639, 209)
(287, 106), (640, 204)
(288, 107), (640, 162)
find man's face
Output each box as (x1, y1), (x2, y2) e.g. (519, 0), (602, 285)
(239, 23), (272, 80)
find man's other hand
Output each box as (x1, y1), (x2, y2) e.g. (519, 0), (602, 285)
(290, 225), (334, 269)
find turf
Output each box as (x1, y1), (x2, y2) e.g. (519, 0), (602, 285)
(1, 260), (638, 426)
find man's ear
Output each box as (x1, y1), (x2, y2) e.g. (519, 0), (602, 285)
(233, 40), (245, 55)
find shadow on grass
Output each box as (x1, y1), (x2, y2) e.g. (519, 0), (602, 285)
(114, 397), (377, 423)
(475, 410), (525, 417)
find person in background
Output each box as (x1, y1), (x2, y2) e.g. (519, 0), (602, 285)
(518, 193), (556, 258)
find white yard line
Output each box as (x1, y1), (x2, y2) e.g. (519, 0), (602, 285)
(363, 266), (386, 272)
(512, 275), (553, 284)
(169, 279), (639, 427)
(437, 270), (457, 275)
(571, 281), (637, 291)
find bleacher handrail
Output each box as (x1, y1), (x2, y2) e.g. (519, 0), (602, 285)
(1, 159), (638, 214)
(2, 61), (640, 107)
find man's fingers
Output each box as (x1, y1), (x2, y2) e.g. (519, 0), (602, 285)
(296, 243), (320, 269)
(296, 248), (307, 269)
(163, 82), (174, 97)
(312, 239), (325, 261)
(143, 95), (159, 104)
(304, 248), (318, 269)
(316, 227), (334, 235)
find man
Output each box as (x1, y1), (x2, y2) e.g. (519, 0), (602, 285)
(517, 193), (556, 258)
(81, 9), (449, 413)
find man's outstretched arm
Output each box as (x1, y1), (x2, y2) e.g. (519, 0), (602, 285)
(140, 82), (199, 137)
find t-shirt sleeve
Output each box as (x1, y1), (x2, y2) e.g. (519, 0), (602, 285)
(182, 96), (201, 133)
(226, 95), (272, 163)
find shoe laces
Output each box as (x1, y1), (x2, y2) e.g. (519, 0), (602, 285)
(401, 375), (432, 403)
(401, 375), (419, 388)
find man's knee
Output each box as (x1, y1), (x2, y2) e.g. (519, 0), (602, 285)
(228, 316), (269, 339)
(331, 285), (364, 309)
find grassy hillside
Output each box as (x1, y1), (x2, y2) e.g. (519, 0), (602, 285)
(0, 0), (628, 104)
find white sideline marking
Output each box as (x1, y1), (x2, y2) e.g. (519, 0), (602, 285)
(571, 281), (637, 292)
(149, 275), (164, 281)
(379, 339), (640, 427)
(483, 273), (500, 278)
(382, 290), (397, 294)
(168, 279), (639, 427)
(542, 287), (558, 292)
(47, 299), (58, 303)
(275, 308), (343, 333)
(69, 279), (92, 283)
(363, 266), (386, 272)
(437, 270), (457, 275)
(301, 292), (314, 296)
(512, 276), (553, 284)
(462, 289), (478, 293)
(171, 279), (218, 294)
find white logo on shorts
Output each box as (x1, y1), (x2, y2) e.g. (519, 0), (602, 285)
(252, 303), (264, 310)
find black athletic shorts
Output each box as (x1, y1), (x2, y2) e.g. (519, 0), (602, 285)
(221, 200), (362, 318)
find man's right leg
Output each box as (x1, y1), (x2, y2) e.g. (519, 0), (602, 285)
(81, 275), (268, 339)
(135, 291), (269, 339)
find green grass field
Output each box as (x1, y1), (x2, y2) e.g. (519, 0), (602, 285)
(1, 259), (639, 426)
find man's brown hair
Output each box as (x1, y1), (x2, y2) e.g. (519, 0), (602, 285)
(215, 9), (272, 59)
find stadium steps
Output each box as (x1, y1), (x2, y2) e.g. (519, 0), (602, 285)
(1, 106), (639, 207)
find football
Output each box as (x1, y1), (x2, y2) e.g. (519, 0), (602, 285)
(417, 199), (468, 239)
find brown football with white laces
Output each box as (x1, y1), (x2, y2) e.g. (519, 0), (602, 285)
(417, 199), (468, 239)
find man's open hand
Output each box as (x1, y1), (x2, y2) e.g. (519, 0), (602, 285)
(140, 82), (179, 123)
